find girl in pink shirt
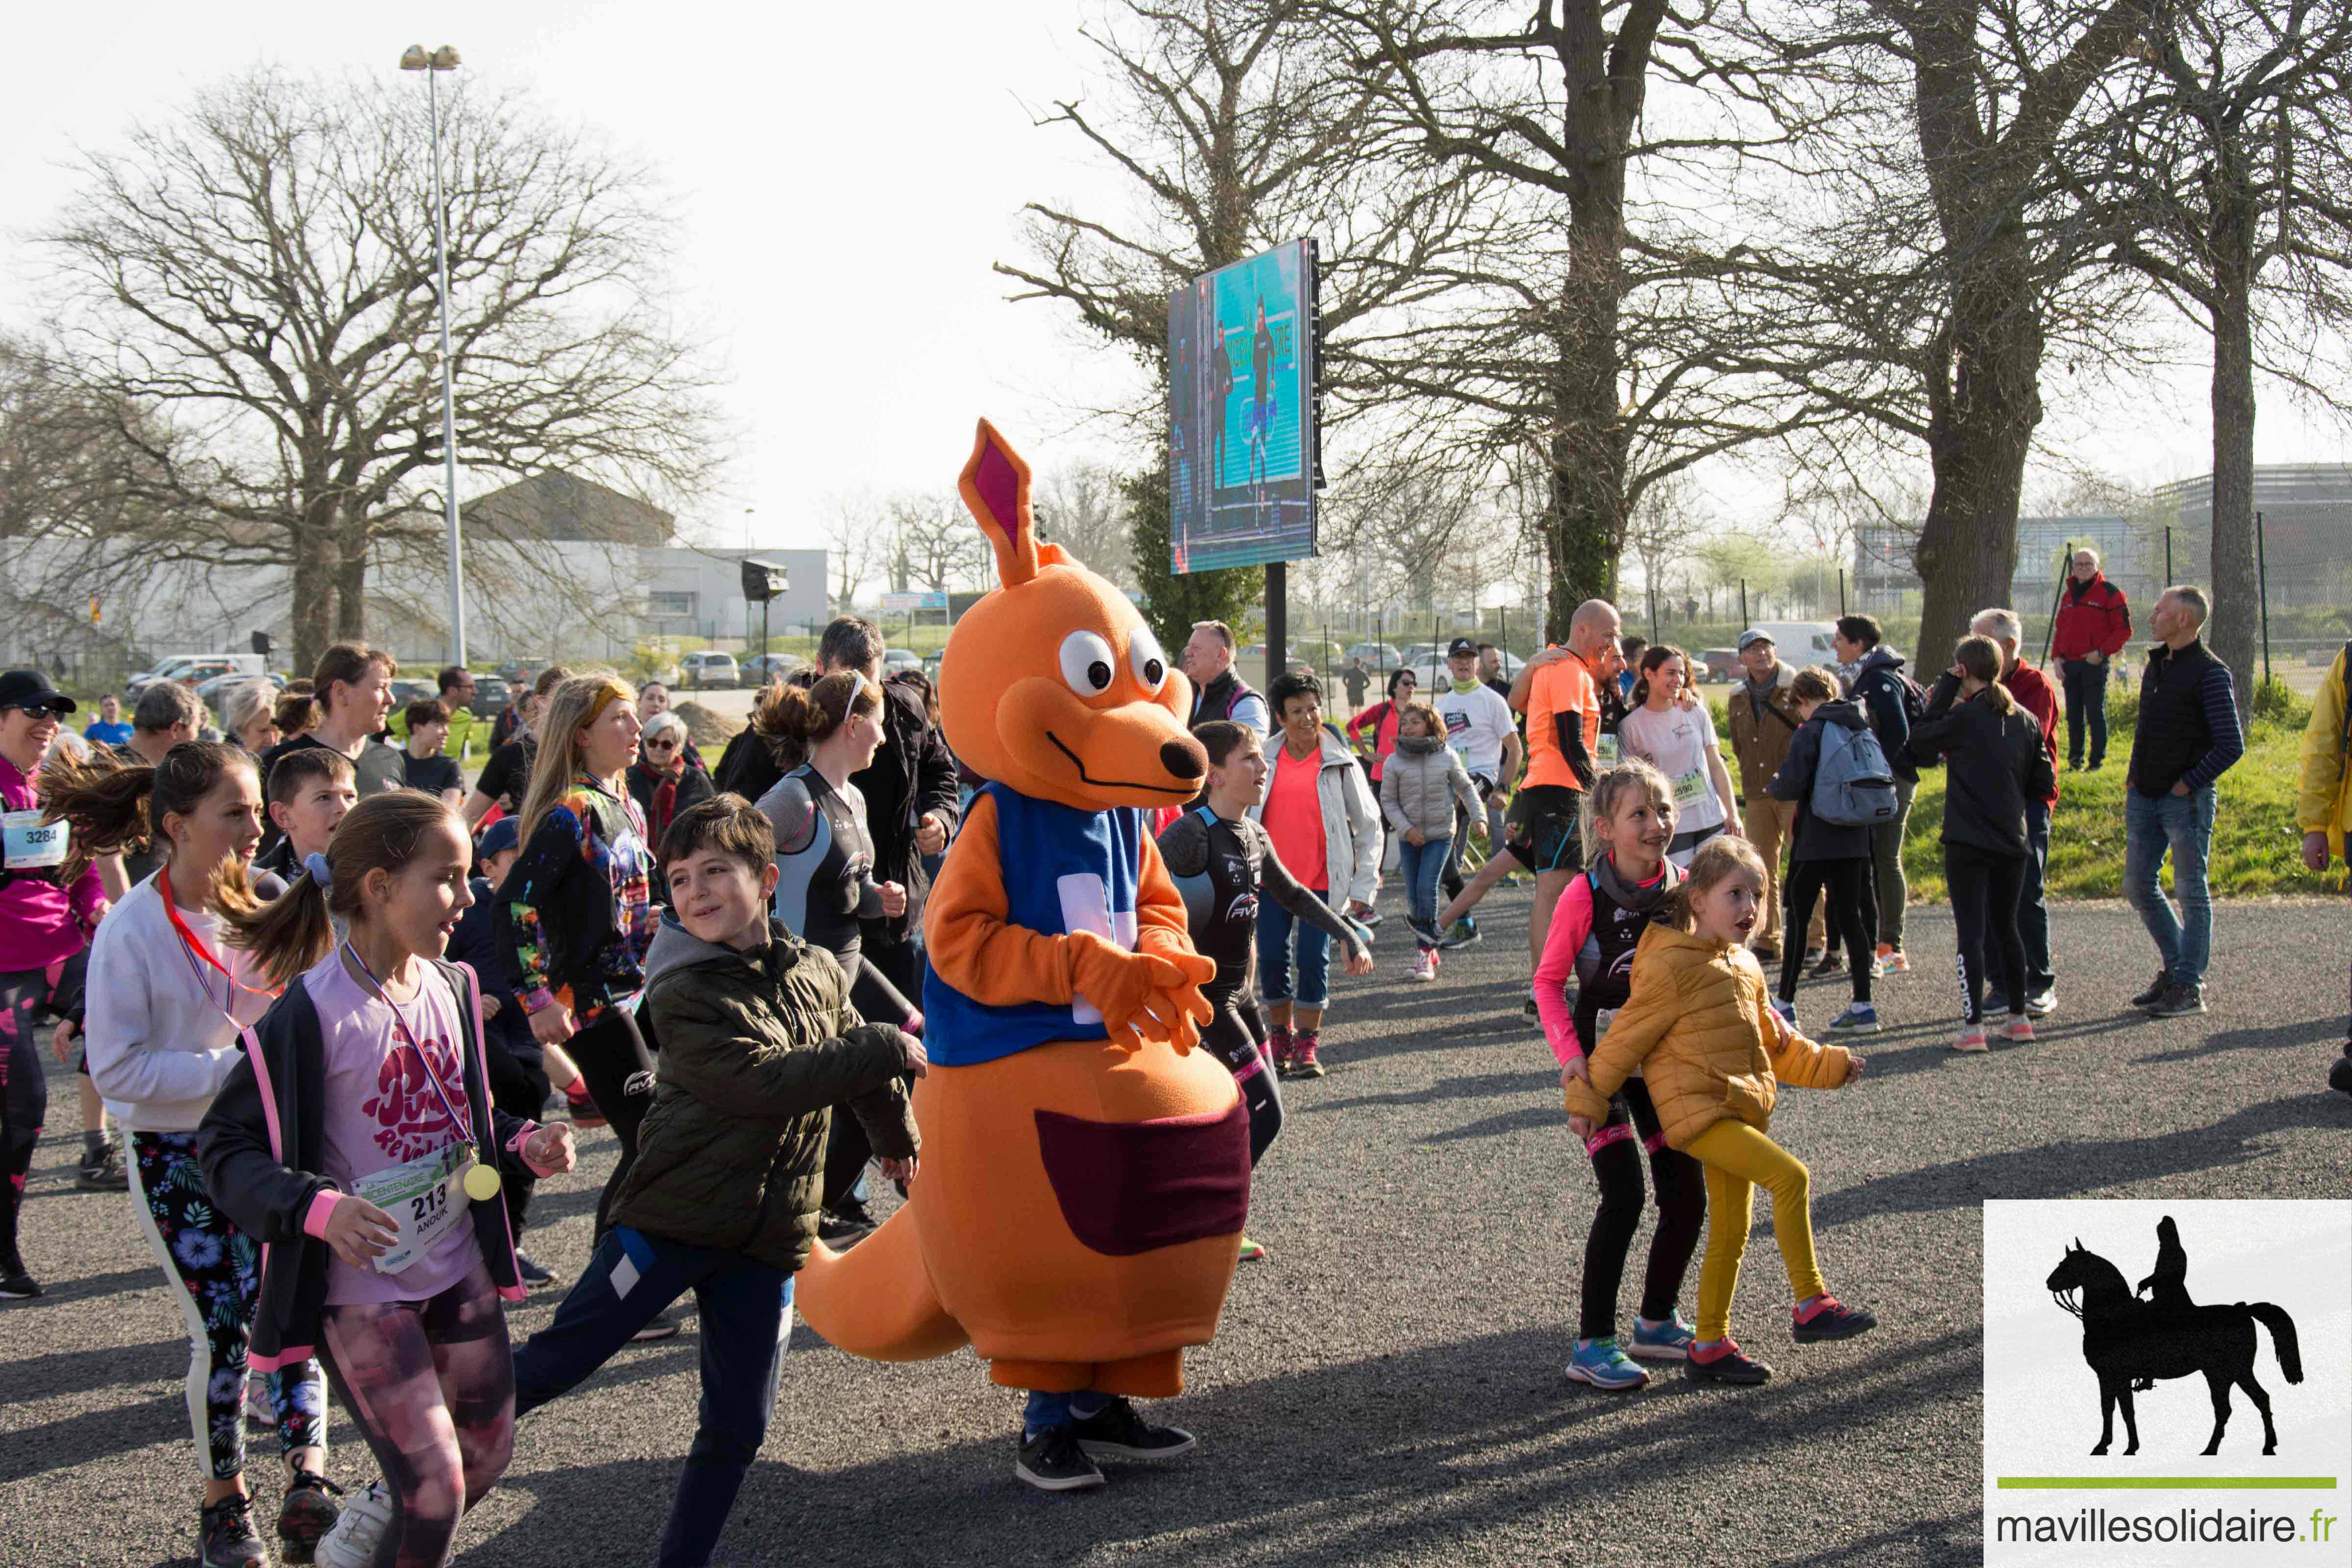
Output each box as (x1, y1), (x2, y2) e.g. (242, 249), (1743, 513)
(203, 792), (577, 1568)
(1531, 761), (1706, 1392)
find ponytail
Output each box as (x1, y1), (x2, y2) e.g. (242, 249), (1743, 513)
(45, 740), (252, 862)
(1955, 636), (2016, 715)
(752, 670), (879, 769)
(217, 790), (456, 988)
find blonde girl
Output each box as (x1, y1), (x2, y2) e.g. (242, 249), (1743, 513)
(1562, 834), (1875, 1386)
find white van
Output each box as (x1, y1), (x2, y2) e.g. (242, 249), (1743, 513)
(1744, 622), (1844, 672)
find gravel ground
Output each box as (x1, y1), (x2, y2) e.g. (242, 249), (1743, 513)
(4, 891), (2347, 1567)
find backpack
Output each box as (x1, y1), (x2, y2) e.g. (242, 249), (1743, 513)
(1810, 720), (1900, 827)
(1857, 662), (1929, 726)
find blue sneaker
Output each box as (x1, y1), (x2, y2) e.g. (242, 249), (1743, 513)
(1627, 1315), (1698, 1362)
(1563, 1337), (1650, 1391)
(1828, 1002), (1880, 1034)
(1770, 998), (1797, 1026)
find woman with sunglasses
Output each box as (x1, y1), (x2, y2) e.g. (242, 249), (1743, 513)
(627, 712), (713, 906)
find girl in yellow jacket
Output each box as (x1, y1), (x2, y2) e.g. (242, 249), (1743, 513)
(2298, 642), (2351, 1097)
(1563, 834), (1875, 1384)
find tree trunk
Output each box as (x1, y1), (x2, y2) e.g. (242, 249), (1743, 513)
(289, 509), (339, 676)
(2205, 162), (2259, 716)
(333, 526), (369, 646)
(1911, 244), (2042, 674)
(1541, 206), (1629, 643)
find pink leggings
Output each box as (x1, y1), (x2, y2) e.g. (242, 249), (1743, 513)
(318, 1254), (514, 1568)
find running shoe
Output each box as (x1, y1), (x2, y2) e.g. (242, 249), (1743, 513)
(1521, 996), (1543, 1025)
(1828, 1002), (1879, 1034)
(1288, 1032), (1326, 1078)
(2025, 988), (2058, 1018)
(1069, 1396), (1198, 1461)
(1981, 991), (2010, 1017)
(1564, 1337), (1650, 1390)
(1951, 1026), (1988, 1053)
(277, 1470), (343, 1564)
(1356, 907), (1383, 928)
(514, 1250), (557, 1289)
(1749, 942), (1782, 963)
(1017, 1427), (1107, 1491)
(2329, 1053), (2352, 1097)
(244, 1377), (274, 1428)
(316, 1481), (392, 1568)
(2129, 970), (2171, 1009)
(2000, 1015), (2035, 1043)
(1236, 1235), (1267, 1264)
(77, 1141), (129, 1191)
(1438, 917), (1481, 950)
(1410, 949), (1435, 984)
(1628, 1314), (1699, 1361)
(1875, 943), (1910, 975)
(1267, 1024), (1296, 1073)
(2147, 982), (2205, 1017)
(564, 1082), (607, 1129)
(1809, 950), (1845, 979)
(1769, 998), (1797, 1027)
(632, 1308), (684, 1343)
(0, 1262), (40, 1300)
(1685, 1339), (1772, 1385)
(199, 1493), (269, 1568)
(1791, 1294), (1879, 1343)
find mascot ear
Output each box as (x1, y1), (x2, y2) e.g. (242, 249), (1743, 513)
(960, 419), (1039, 588)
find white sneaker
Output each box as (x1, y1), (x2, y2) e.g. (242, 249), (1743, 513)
(317, 1480), (393, 1568)
(1410, 950), (1435, 983)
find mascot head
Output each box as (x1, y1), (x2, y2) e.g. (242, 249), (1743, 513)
(941, 420), (1205, 810)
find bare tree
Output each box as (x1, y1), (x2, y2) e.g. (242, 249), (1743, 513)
(1622, 469), (1712, 628)
(32, 67), (721, 671)
(1036, 458), (1136, 588)
(819, 493), (883, 612)
(2062, 0), (2352, 705)
(883, 494), (978, 596)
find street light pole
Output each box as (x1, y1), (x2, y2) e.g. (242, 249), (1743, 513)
(403, 44), (466, 665)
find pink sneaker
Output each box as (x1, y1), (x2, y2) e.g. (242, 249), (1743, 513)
(1952, 1026), (1988, 1053)
(1288, 1031), (1325, 1078)
(1267, 1024), (1295, 1072)
(2002, 1015), (2035, 1043)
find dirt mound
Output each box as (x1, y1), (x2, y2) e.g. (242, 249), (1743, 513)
(674, 700), (739, 745)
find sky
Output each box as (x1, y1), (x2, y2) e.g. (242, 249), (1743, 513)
(1, 0), (2344, 588)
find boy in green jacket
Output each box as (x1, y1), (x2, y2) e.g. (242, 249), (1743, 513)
(508, 794), (923, 1568)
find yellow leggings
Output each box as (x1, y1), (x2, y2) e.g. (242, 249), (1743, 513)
(1685, 1119), (1827, 1343)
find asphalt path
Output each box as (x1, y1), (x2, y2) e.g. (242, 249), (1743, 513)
(5, 890), (2348, 1567)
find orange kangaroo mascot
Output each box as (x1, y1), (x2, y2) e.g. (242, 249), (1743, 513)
(795, 419), (1246, 1489)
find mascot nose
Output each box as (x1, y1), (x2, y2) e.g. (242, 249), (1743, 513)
(1160, 740), (1205, 781)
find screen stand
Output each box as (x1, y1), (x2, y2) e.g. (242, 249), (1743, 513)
(1264, 561), (1287, 694)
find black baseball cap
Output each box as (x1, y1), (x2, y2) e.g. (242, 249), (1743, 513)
(1446, 637), (1478, 659)
(0, 670), (75, 715)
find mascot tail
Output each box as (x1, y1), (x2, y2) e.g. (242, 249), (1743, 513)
(796, 1205), (970, 1362)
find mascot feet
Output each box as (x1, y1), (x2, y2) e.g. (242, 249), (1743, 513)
(1014, 1383), (1198, 1493)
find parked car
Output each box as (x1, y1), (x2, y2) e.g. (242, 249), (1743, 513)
(493, 659), (550, 685)
(1742, 621), (1845, 673)
(680, 650), (741, 689)
(739, 652), (802, 686)
(467, 674), (511, 719)
(126, 653), (264, 699)
(882, 648), (924, 675)
(193, 671), (280, 712)
(1344, 642), (1405, 672)
(1699, 648), (1741, 683)
(387, 678), (439, 709)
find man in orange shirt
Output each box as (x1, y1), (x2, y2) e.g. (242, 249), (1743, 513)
(1438, 600), (1624, 1016)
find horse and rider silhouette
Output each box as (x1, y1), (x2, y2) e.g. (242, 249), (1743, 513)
(2045, 1217), (2303, 1457)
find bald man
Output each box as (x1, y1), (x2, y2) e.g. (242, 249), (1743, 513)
(1442, 600), (1625, 1021)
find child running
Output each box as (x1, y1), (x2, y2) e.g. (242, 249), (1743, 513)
(1157, 721), (1372, 1262)
(1379, 700), (1484, 981)
(510, 794), (922, 1568)
(201, 790), (577, 1568)
(1562, 835), (1876, 1386)
(62, 742), (338, 1566)
(1533, 761), (1705, 1390)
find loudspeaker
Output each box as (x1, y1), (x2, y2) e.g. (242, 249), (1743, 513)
(250, 630), (274, 656)
(740, 559), (787, 602)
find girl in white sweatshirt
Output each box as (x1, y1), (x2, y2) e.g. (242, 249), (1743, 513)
(59, 742), (340, 1567)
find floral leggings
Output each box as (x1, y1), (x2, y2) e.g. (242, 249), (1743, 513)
(318, 1253), (515, 1568)
(126, 1131), (327, 1479)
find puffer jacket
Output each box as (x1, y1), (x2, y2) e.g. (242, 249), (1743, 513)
(613, 913), (918, 1272)
(2297, 646), (2351, 860)
(1379, 735), (1482, 838)
(1725, 661), (1804, 802)
(1562, 923), (1853, 1150)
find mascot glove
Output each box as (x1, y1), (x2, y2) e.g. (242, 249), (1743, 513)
(1066, 930), (1215, 1054)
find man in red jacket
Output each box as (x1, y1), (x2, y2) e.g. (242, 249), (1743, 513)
(1975, 608), (2061, 1016)
(2051, 547), (2132, 771)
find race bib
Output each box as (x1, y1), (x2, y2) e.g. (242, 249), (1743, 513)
(352, 1142), (474, 1275)
(2, 809), (69, 872)
(1672, 767), (1710, 808)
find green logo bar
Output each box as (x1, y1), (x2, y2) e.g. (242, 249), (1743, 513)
(1997, 1477), (2340, 1491)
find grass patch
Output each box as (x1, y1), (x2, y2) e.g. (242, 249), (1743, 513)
(1702, 688), (2347, 901)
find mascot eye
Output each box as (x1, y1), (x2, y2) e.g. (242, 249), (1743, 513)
(1058, 630), (1118, 696)
(1128, 628), (1168, 692)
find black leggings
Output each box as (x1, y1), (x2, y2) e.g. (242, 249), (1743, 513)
(1203, 989), (1283, 1165)
(565, 1007), (655, 1239)
(1578, 1078), (1705, 1340)
(0, 970), (50, 1271)
(1778, 858), (1876, 1005)
(1946, 843), (2028, 1026)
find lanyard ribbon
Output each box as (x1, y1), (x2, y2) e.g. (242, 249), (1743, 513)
(341, 943), (493, 1182)
(157, 868), (274, 1023)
